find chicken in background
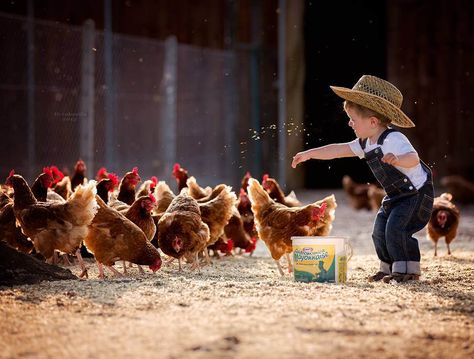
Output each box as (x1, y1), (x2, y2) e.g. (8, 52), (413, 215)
(95, 167), (110, 181)
(6, 172), (97, 278)
(237, 188), (257, 240)
(172, 163), (189, 192)
(84, 196), (162, 279)
(153, 180), (175, 214)
(114, 167), (141, 206)
(440, 175), (474, 204)
(186, 176), (212, 200)
(96, 173), (119, 204)
(157, 189), (210, 271)
(208, 237), (234, 257)
(342, 175), (372, 210)
(427, 193), (460, 256)
(136, 176), (158, 198)
(367, 184), (386, 212)
(262, 174), (302, 207)
(198, 185), (236, 251)
(70, 159), (88, 192)
(247, 178), (328, 275)
(51, 166), (72, 200)
(223, 207), (257, 255)
(241, 171), (252, 193)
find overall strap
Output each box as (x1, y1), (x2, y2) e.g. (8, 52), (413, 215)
(359, 128), (398, 150)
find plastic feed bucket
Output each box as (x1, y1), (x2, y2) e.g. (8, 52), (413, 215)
(291, 236), (351, 283)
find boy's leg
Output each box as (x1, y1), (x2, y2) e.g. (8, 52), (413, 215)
(370, 207), (392, 279)
(385, 196), (421, 277)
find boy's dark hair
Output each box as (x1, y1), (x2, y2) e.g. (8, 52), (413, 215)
(343, 100), (391, 126)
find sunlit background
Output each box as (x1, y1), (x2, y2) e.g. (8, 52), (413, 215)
(0, 0), (472, 191)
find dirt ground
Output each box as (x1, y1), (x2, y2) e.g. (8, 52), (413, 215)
(1, 189), (473, 359)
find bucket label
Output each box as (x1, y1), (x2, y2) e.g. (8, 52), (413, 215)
(293, 244), (336, 283)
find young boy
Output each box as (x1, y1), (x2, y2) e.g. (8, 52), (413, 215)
(292, 75), (434, 283)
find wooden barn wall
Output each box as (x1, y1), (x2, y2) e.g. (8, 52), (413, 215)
(387, 0), (474, 181)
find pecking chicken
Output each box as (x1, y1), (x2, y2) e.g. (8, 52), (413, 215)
(172, 163), (189, 192)
(247, 178), (331, 276)
(157, 189), (210, 271)
(440, 175), (474, 204)
(84, 196), (162, 278)
(427, 193), (460, 256)
(6, 172), (97, 277)
(262, 174), (302, 207)
(223, 206), (257, 254)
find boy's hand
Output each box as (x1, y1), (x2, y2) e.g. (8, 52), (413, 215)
(291, 152), (306, 168)
(381, 153), (399, 165)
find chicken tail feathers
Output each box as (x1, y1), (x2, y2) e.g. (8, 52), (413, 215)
(247, 178), (271, 206)
(67, 180), (98, 225)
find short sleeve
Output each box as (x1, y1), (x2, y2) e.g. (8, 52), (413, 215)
(348, 138), (365, 159)
(383, 132), (417, 156)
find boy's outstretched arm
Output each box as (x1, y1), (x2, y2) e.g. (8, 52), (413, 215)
(291, 143), (355, 168)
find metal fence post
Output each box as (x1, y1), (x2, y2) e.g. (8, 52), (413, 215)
(80, 19), (95, 177)
(160, 36), (178, 181)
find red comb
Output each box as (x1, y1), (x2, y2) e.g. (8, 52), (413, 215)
(8, 169), (15, 178)
(42, 167), (53, 178)
(149, 193), (157, 203)
(245, 237), (257, 253)
(96, 167), (108, 180)
(108, 173), (119, 187)
(151, 176), (158, 186)
(50, 166), (64, 179)
(132, 167), (139, 175)
(262, 174), (269, 182)
(226, 239), (234, 252)
(245, 171), (251, 178)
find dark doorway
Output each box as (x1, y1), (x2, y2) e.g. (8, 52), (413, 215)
(303, 0), (387, 188)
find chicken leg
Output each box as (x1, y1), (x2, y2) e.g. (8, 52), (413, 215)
(76, 249), (88, 279)
(286, 253), (293, 273)
(275, 260), (285, 276)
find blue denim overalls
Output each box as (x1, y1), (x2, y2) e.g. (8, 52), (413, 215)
(361, 129), (434, 275)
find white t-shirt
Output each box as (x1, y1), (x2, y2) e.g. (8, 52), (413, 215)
(348, 132), (428, 189)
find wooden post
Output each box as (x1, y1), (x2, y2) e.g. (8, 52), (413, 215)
(26, 0), (35, 181)
(79, 19), (95, 177)
(104, 0), (116, 171)
(277, 0), (287, 189)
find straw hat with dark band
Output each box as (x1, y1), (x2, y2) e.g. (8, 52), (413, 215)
(330, 75), (415, 128)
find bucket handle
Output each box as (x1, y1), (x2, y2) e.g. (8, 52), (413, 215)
(345, 241), (353, 262)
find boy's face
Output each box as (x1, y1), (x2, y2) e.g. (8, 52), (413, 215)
(346, 107), (378, 139)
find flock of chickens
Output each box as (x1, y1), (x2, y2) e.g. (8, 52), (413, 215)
(342, 175), (462, 257)
(1, 158), (467, 279)
(1, 161), (337, 278)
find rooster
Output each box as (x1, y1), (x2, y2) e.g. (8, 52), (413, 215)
(6, 172), (97, 278)
(247, 178), (333, 275)
(157, 189), (210, 271)
(262, 174), (302, 207)
(427, 193), (460, 256)
(84, 196), (162, 278)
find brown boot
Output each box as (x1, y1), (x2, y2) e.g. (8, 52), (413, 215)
(382, 272), (420, 283)
(368, 271), (388, 282)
